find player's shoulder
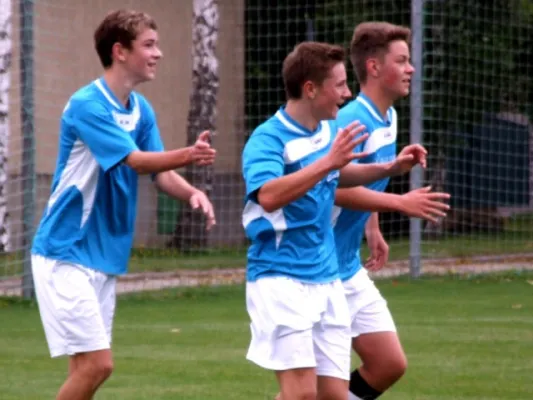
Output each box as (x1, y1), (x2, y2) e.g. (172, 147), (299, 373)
(336, 97), (376, 130)
(249, 114), (285, 142)
(64, 81), (108, 117)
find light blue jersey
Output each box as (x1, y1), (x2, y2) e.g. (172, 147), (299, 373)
(32, 77), (164, 276)
(242, 107), (340, 283)
(332, 93), (398, 281)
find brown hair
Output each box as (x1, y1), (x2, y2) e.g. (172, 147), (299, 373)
(350, 22), (411, 84)
(94, 9), (157, 68)
(282, 41), (345, 100)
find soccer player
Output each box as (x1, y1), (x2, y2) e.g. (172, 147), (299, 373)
(242, 41), (426, 400)
(30, 10), (216, 400)
(333, 22), (433, 400)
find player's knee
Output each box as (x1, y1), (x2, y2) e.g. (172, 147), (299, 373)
(78, 352), (114, 384)
(281, 385), (317, 400)
(389, 351), (407, 379)
(297, 387), (317, 400)
(97, 358), (114, 381)
(364, 351), (407, 384)
(375, 352), (407, 384)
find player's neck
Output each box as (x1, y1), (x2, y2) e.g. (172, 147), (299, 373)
(360, 86), (393, 119)
(284, 100), (320, 132)
(102, 69), (135, 107)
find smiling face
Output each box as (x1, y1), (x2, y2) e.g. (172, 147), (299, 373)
(115, 27), (163, 84)
(304, 62), (352, 120)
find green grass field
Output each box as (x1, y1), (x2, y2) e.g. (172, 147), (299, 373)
(1, 273), (533, 399)
(1, 214), (532, 278)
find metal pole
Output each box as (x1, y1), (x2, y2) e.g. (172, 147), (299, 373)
(305, 14), (315, 41)
(20, 0), (35, 299)
(409, 0), (424, 278)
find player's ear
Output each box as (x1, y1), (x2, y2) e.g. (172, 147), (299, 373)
(302, 80), (317, 100)
(112, 42), (128, 64)
(366, 58), (380, 79)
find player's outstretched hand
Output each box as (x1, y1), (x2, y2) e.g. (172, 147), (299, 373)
(390, 143), (427, 175)
(400, 186), (451, 223)
(326, 121), (369, 170)
(191, 130), (217, 166)
(189, 190), (216, 230)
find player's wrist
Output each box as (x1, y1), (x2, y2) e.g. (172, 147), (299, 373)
(315, 156), (337, 175)
(387, 159), (403, 176)
(187, 187), (202, 200)
(391, 193), (407, 214)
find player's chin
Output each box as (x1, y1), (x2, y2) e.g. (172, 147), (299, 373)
(142, 69), (157, 81)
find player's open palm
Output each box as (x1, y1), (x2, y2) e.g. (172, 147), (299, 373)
(327, 121), (369, 170)
(191, 130), (217, 166)
(189, 190), (216, 230)
(401, 186), (451, 223)
(392, 143), (428, 175)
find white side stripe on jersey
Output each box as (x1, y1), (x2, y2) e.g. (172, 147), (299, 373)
(47, 139), (100, 227)
(242, 200), (287, 249)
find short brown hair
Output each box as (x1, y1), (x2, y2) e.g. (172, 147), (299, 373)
(94, 9), (157, 68)
(282, 42), (345, 100)
(350, 22), (411, 84)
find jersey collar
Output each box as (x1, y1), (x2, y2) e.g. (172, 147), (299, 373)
(95, 77), (135, 112)
(276, 105), (323, 135)
(356, 92), (392, 125)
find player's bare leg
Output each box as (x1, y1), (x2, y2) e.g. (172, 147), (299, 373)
(275, 375), (350, 400)
(68, 357), (78, 376)
(317, 375), (350, 400)
(350, 332), (406, 398)
(275, 368), (317, 400)
(57, 349), (113, 400)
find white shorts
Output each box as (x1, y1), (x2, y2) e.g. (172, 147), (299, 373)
(246, 276), (351, 380)
(343, 268), (397, 338)
(31, 255), (117, 358)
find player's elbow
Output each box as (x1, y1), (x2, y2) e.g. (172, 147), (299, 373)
(257, 189), (279, 213)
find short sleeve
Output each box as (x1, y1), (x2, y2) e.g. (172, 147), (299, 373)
(67, 101), (139, 172)
(242, 129), (285, 202)
(137, 96), (164, 153)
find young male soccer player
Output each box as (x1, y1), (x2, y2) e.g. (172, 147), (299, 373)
(333, 22), (435, 400)
(30, 10), (216, 400)
(242, 41), (426, 400)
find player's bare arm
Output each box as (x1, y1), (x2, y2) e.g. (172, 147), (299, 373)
(125, 131), (216, 174)
(155, 171), (216, 230)
(335, 185), (450, 223)
(364, 213), (389, 271)
(257, 120), (368, 212)
(338, 145), (425, 188)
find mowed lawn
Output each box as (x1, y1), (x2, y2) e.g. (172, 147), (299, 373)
(1, 273), (533, 399)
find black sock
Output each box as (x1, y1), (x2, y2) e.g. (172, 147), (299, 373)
(349, 369), (383, 400)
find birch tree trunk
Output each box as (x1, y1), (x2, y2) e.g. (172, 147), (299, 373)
(0, 1), (12, 253)
(170, 0), (219, 252)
